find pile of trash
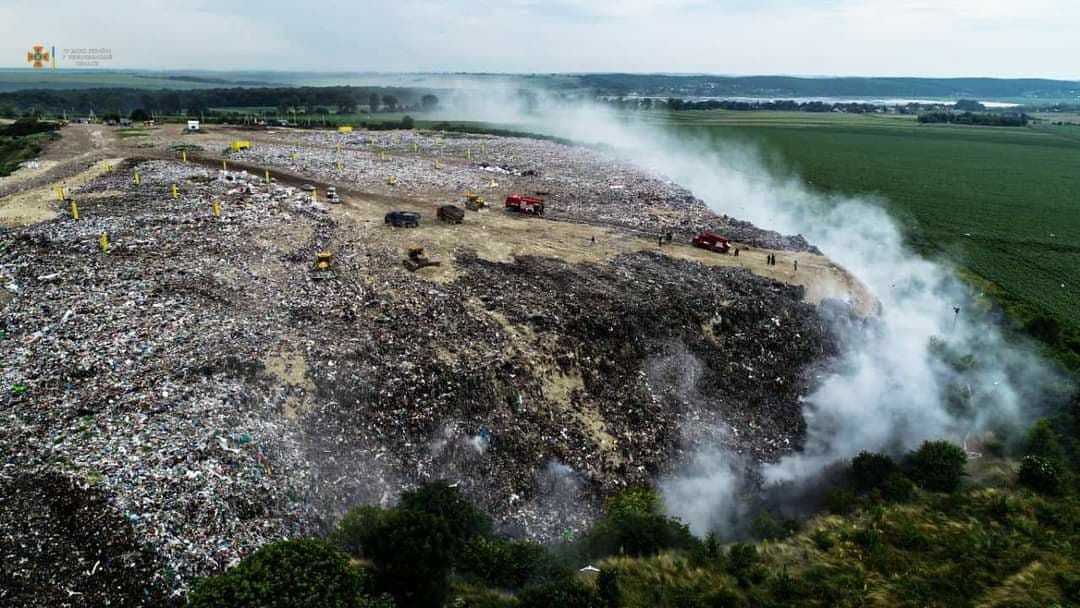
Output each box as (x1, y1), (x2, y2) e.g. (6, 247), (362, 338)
(232, 129), (817, 251)
(1, 147), (844, 603)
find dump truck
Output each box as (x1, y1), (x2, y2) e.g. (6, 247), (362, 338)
(505, 194), (545, 215)
(385, 211), (420, 227)
(692, 231), (731, 254)
(437, 204), (465, 224)
(465, 192), (488, 211)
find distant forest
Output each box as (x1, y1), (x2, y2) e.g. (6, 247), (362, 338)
(0, 86), (442, 117)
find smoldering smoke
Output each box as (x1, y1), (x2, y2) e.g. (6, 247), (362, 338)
(433, 85), (1062, 536)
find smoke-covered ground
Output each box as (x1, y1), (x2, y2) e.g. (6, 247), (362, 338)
(433, 89), (1066, 536)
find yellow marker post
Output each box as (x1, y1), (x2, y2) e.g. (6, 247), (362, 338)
(212, 200), (221, 218)
(413, 142), (419, 153)
(336, 160), (343, 172)
(481, 143), (486, 154)
(70, 200), (79, 221)
(104, 161), (112, 173)
(181, 150), (187, 163)
(133, 172), (141, 186)
(434, 159), (441, 170)
(222, 160), (228, 171)
(312, 190), (317, 203)
(336, 143), (341, 154)
(265, 169), (271, 184)
(171, 183), (179, 200)
(99, 233), (109, 253)
(380, 151), (388, 162)
(466, 148), (472, 160)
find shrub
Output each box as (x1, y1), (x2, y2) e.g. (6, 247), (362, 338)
(812, 528), (835, 551)
(185, 539), (374, 608)
(851, 452), (898, 493)
(1018, 455), (1064, 495)
(750, 511), (800, 541)
(362, 509), (456, 608)
(907, 441), (967, 492)
(596, 568), (620, 608)
(332, 505), (388, 558)
(824, 489), (857, 514)
(726, 543), (759, 580)
(585, 509), (697, 557)
(585, 487), (696, 558)
(399, 480), (491, 555)
(517, 576), (600, 608)
(459, 536), (548, 589)
(880, 473), (915, 502)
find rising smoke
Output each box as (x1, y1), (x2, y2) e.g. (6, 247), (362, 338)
(434, 85), (1062, 536)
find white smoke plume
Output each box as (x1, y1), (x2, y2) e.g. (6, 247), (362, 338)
(431, 85), (1061, 536)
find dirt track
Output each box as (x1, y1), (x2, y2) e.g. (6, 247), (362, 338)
(2, 123), (870, 312)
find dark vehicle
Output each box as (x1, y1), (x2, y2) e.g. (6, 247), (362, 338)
(437, 204), (465, 224)
(385, 211), (420, 227)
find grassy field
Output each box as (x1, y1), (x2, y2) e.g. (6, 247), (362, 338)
(645, 110), (1080, 363)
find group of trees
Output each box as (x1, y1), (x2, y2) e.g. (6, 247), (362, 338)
(182, 433), (1059, 608)
(0, 86), (441, 118)
(917, 110), (1030, 126)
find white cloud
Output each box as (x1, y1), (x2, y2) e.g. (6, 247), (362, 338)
(0, 0), (1077, 77)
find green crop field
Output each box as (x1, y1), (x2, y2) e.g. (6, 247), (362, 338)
(647, 110), (1080, 356)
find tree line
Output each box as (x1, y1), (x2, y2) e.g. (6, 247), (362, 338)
(0, 86), (441, 118)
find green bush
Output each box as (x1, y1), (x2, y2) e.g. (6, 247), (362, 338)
(851, 451), (898, 493)
(399, 481), (491, 555)
(1018, 455), (1065, 495)
(824, 488), (857, 514)
(812, 528), (835, 551)
(750, 511), (801, 541)
(361, 509), (455, 608)
(585, 509), (696, 558)
(596, 568), (620, 608)
(332, 505), (388, 558)
(907, 441), (968, 492)
(585, 487), (697, 558)
(726, 543), (759, 583)
(184, 539), (381, 608)
(880, 473), (915, 502)
(517, 576), (600, 608)
(459, 537), (549, 589)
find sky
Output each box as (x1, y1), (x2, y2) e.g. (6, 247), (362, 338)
(1, 0), (1078, 78)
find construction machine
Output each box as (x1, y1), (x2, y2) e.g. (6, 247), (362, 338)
(311, 251), (337, 279)
(465, 191), (488, 211)
(403, 247), (441, 272)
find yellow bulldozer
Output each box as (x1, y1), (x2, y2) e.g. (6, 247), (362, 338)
(464, 191), (487, 211)
(312, 251), (337, 280)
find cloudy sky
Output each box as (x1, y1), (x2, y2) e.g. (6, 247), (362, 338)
(1, 0), (1077, 78)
